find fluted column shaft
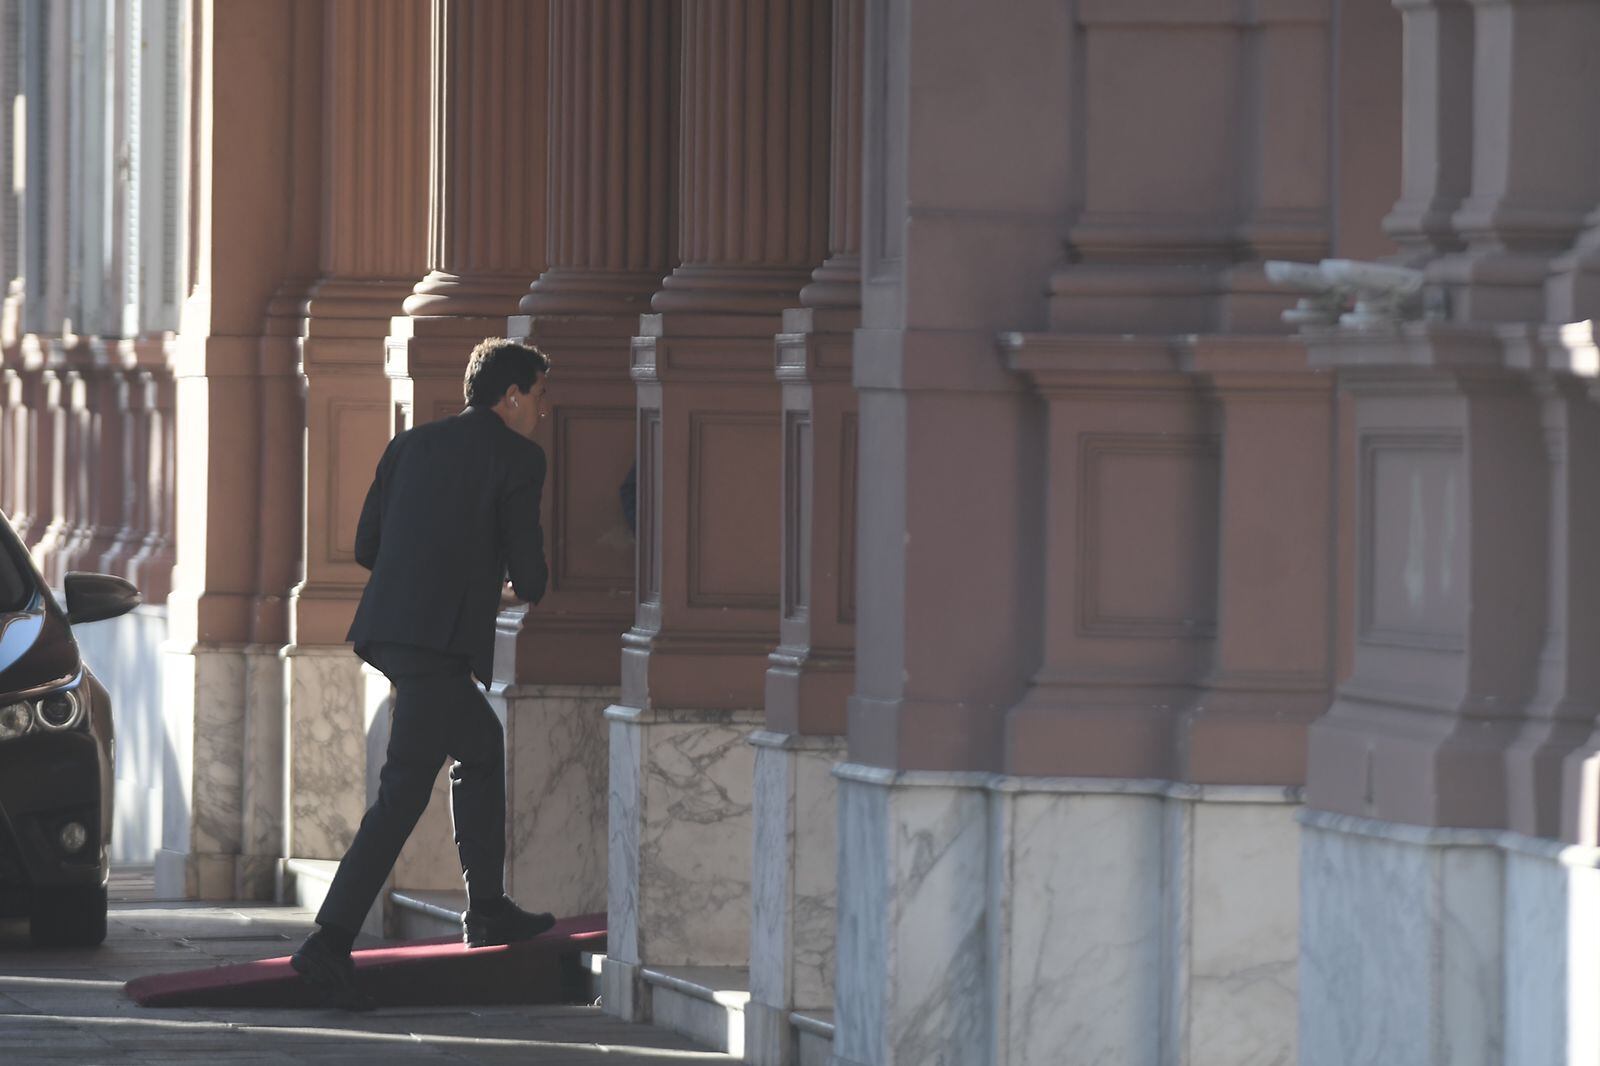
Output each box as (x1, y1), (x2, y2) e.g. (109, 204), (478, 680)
(389, 0), (548, 429)
(649, 0), (830, 316)
(401, 0), (548, 321)
(606, 0), (831, 1015)
(290, 0), (429, 647)
(497, 0), (674, 690)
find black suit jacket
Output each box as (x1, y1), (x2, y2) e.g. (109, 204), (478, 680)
(346, 405), (549, 685)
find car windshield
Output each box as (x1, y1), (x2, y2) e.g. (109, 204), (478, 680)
(0, 516), (35, 613)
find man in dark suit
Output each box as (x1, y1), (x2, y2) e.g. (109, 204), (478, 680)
(291, 338), (556, 1009)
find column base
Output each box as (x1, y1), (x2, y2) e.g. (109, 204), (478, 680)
(284, 644), (370, 860)
(602, 955), (648, 1022)
(1301, 810), (1600, 1066)
(749, 731), (848, 1066)
(607, 703), (760, 982)
(505, 684), (614, 916)
(833, 767), (1303, 1066)
(156, 642), (248, 901)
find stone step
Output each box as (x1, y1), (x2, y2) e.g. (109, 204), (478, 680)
(640, 965), (751, 1057)
(792, 1009), (834, 1066)
(279, 858), (384, 938)
(389, 888), (463, 941)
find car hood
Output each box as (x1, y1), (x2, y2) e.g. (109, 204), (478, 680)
(0, 595), (79, 698)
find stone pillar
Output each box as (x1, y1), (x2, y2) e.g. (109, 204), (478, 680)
(747, 2), (862, 1061)
(492, 0), (676, 921)
(382, 0), (556, 908)
(280, 0), (428, 875)
(1434, 0), (1600, 322)
(1051, 0), (1331, 335)
(157, 0), (315, 901)
(604, 0), (830, 1022)
(389, 0), (549, 426)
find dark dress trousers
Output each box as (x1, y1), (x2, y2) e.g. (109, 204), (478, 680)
(316, 405), (549, 935)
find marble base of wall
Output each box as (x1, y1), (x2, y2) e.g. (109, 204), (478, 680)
(283, 644), (369, 861)
(505, 684), (613, 917)
(749, 730), (847, 1066)
(236, 645), (286, 898)
(72, 605), (167, 864)
(605, 703), (761, 1022)
(832, 767), (1302, 1066)
(155, 642), (248, 900)
(1301, 810), (1600, 1066)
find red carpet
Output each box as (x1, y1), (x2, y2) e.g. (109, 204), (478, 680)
(124, 913), (606, 1008)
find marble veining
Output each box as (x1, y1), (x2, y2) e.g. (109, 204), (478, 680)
(286, 648), (369, 859)
(1300, 820), (1503, 1066)
(157, 644), (248, 899)
(1503, 850), (1566, 1065)
(635, 718), (756, 965)
(237, 647), (285, 897)
(885, 784), (988, 1066)
(751, 736), (845, 1020)
(505, 686), (613, 915)
(1005, 792), (1164, 1066)
(834, 775), (888, 1066)
(608, 710), (643, 964)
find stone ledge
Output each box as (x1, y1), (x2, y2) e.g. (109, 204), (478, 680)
(640, 964), (750, 1056)
(389, 888), (462, 940)
(792, 1009), (834, 1066)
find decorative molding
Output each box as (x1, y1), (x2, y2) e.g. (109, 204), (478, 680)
(552, 403), (634, 592)
(839, 410), (858, 626)
(1356, 431), (1467, 652)
(324, 399), (389, 565)
(639, 408), (662, 604)
(783, 410), (812, 621)
(687, 410), (781, 611)
(1076, 432), (1220, 640)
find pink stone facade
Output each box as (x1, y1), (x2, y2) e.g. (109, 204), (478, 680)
(6, 0), (1600, 1061)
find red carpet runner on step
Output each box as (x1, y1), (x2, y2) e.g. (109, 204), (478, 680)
(124, 912), (606, 1008)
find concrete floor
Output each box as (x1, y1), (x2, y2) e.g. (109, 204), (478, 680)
(0, 867), (729, 1065)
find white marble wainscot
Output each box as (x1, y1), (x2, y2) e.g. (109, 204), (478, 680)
(1299, 810), (1504, 1066)
(282, 644), (369, 861)
(604, 703), (760, 1023)
(155, 641), (247, 900)
(747, 730), (847, 1066)
(235, 644), (285, 898)
(832, 764), (990, 1066)
(72, 604), (167, 865)
(504, 684), (613, 917)
(1167, 785), (1300, 1066)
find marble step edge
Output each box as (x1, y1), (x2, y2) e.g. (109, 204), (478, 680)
(791, 1008), (834, 1039)
(640, 964), (751, 1057)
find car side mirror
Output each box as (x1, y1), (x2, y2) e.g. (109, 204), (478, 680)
(63, 572), (142, 626)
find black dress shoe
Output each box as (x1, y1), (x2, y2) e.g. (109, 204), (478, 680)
(462, 896), (556, 948)
(290, 931), (376, 1011)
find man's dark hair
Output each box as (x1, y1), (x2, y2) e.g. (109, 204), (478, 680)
(463, 339), (550, 407)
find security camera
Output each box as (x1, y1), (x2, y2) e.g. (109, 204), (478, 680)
(1319, 259), (1424, 329)
(1264, 260), (1345, 327)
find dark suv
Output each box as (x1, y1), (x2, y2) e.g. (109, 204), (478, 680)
(0, 512), (139, 946)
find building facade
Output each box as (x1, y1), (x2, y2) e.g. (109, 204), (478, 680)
(2, 1), (1597, 1063)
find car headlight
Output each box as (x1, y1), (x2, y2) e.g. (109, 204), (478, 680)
(36, 690), (81, 731)
(0, 683), (86, 740)
(0, 701), (32, 739)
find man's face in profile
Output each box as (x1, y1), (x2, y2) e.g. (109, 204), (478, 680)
(506, 376), (548, 439)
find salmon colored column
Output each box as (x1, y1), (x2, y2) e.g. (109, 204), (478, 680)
(748, 0), (862, 1058)
(389, 0), (549, 428)
(492, 0), (676, 920)
(381, 0), (553, 914)
(280, 0), (430, 880)
(604, 0), (830, 1022)
(157, 0), (319, 900)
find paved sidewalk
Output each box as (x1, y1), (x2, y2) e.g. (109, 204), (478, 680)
(0, 867), (728, 1065)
